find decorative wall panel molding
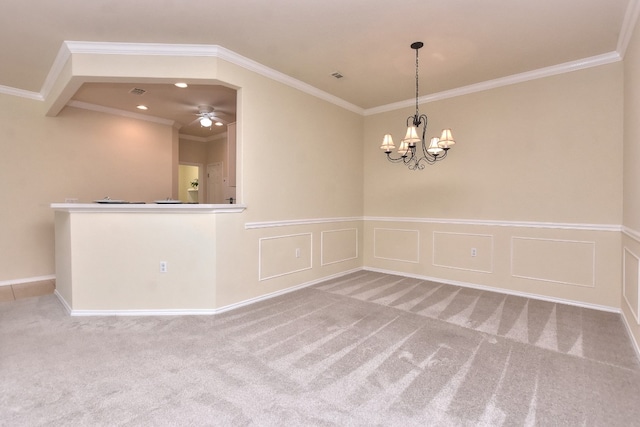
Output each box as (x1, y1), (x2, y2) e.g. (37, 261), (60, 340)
(511, 237), (595, 287)
(373, 228), (420, 263)
(321, 228), (358, 266)
(432, 232), (494, 273)
(258, 233), (312, 281)
(623, 247), (640, 324)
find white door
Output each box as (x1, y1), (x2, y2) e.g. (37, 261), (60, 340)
(207, 162), (224, 204)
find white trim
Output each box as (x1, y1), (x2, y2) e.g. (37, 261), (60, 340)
(62, 41), (363, 115)
(432, 231), (494, 274)
(373, 228), (420, 264)
(214, 268), (361, 314)
(0, 84), (42, 100)
(258, 232), (313, 281)
(365, 216), (621, 232)
(53, 290), (72, 314)
(179, 132), (227, 143)
(618, 0), (640, 58)
(66, 100), (176, 126)
(320, 228), (359, 266)
(623, 247), (640, 324)
(40, 42), (73, 100)
(623, 226), (640, 243)
(50, 203), (246, 213)
(363, 266), (619, 313)
(621, 309), (640, 362)
(2, 40), (626, 119)
(510, 236), (596, 288)
(365, 52), (621, 116)
(56, 268), (361, 316)
(0, 274), (55, 287)
(246, 216), (362, 229)
(68, 308), (218, 317)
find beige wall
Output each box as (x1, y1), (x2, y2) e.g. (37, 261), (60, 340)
(211, 59), (364, 307)
(623, 16), (640, 352)
(0, 53), (365, 310)
(363, 63), (624, 309)
(0, 95), (173, 282)
(1, 39), (638, 352)
(364, 63), (623, 223)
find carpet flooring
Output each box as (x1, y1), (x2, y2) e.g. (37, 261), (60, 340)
(1, 271), (639, 426)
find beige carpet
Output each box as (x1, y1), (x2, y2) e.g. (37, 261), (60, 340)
(1, 271), (639, 426)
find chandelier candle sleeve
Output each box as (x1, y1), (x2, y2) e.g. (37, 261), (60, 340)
(380, 42), (456, 170)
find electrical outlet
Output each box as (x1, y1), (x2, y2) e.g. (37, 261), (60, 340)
(471, 248), (477, 257)
(160, 261), (168, 273)
(295, 248), (301, 258)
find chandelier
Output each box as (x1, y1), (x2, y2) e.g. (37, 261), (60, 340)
(380, 42), (455, 170)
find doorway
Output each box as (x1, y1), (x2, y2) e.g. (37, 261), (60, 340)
(178, 163), (203, 203)
(207, 162), (224, 204)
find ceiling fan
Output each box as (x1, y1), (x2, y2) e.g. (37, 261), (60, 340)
(194, 105), (226, 128)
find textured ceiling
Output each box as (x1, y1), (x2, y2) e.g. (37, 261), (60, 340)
(0, 0), (635, 136)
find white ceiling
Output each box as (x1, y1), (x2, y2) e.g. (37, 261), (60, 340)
(0, 0), (636, 137)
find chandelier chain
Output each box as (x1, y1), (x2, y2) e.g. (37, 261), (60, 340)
(415, 47), (419, 117)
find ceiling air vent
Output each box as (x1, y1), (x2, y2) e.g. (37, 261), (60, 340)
(129, 87), (146, 95)
(330, 71), (344, 79)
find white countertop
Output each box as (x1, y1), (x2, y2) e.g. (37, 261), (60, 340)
(51, 203), (246, 213)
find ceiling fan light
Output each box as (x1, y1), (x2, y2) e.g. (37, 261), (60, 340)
(200, 117), (213, 127)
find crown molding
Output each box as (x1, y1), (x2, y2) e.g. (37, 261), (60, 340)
(618, 0), (640, 58)
(1, 41), (630, 117)
(66, 100), (175, 126)
(364, 51), (622, 116)
(179, 132), (227, 143)
(0, 84), (42, 100)
(60, 41), (364, 115)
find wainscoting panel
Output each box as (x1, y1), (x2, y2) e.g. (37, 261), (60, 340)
(321, 228), (358, 266)
(259, 233), (313, 281)
(624, 247), (640, 324)
(373, 228), (420, 263)
(433, 232), (493, 273)
(511, 237), (595, 287)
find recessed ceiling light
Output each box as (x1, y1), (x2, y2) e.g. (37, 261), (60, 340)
(136, 105), (148, 110)
(174, 82), (188, 88)
(214, 122), (224, 127)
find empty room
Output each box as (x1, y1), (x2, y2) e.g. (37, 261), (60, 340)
(2, 0), (640, 424)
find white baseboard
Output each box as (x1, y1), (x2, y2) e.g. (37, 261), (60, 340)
(363, 267), (620, 313)
(53, 268), (362, 317)
(53, 290), (72, 314)
(213, 268), (363, 314)
(0, 274), (55, 287)
(51, 266), (622, 317)
(621, 309), (640, 362)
